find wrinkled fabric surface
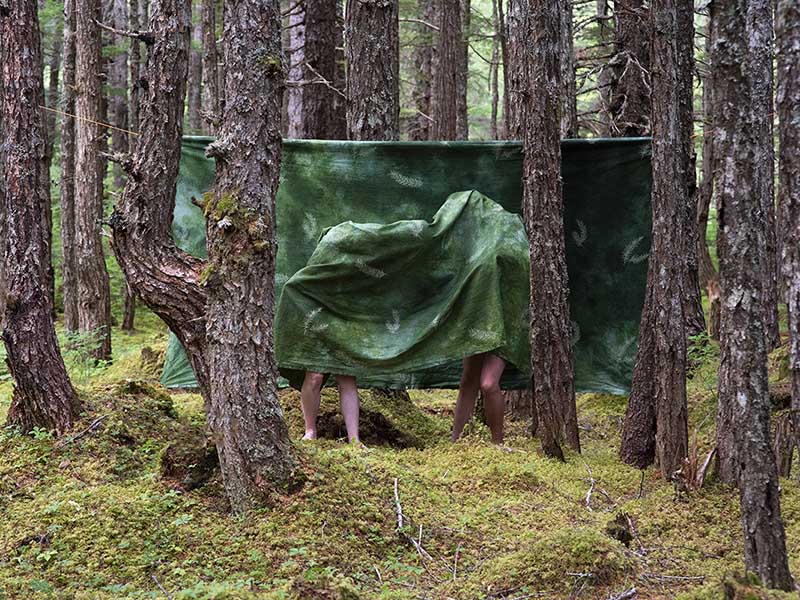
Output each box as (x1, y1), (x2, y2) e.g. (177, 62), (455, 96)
(161, 137), (652, 393)
(276, 190), (532, 389)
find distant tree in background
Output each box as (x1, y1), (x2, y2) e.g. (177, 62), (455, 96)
(187, 5), (203, 132)
(510, 0), (580, 460)
(286, 0), (347, 139)
(432, 0), (461, 139)
(1, 0), (81, 435)
(74, 0), (112, 360)
(607, 0), (650, 137)
(345, 0), (399, 140)
(408, 0), (435, 141)
(559, 0), (576, 138)
(200, 0), (219, 132)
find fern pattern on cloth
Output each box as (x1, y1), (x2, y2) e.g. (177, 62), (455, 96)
(275, 191), (532, 389)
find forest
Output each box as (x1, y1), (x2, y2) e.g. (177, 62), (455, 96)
(0, 0), (799, 597)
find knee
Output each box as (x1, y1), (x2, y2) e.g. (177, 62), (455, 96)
(304, 371), (325, 391)
(479, 373), (501, 396)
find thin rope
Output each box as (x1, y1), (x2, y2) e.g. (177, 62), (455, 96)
(39, 104), (140, 137)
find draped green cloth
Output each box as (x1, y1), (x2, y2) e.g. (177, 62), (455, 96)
(161, 137), (652, 393)
(276, 190), (532, 389)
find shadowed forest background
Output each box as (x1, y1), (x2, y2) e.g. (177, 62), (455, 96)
(0, 0), (799, 598)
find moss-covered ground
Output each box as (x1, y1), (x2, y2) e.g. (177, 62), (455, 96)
(0, 318), (798, 599)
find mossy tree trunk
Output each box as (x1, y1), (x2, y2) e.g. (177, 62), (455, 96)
(620, 0), (690, 477)
(777, 0), (800, 481)
(203, 0), (301, 512)
(75, 0), (112, 361)
(510, 0), (580, 459)
(712, 0), (793, 589)
(1, 0), (81, 435)
(345, 0), (399, 140)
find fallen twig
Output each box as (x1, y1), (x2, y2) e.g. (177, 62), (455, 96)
(151, 574), (173, 599)
(393, 477), (403, 530)
(55, 415), (110, 449)
(607, 587), (637, 600)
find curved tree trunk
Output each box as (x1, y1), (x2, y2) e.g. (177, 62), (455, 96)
(1, 0), (81, 435)
(713, 0), (793, 589)
(777, 0), (800, 488)
(204, 0), (300, 512)
(510, 0), (579, 459)
(345, 0), (399, 140)
(75, 0), (112, 360)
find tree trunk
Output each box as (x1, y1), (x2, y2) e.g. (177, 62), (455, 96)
(455, 0), (470, 140)
(345, 0), (399, 140)
(129, 0), (141, 134)
(777, 0), (800, 487)
(409, 0), (435, 141)
(201, 0), (219, 131)
(75, 0), (112, 360)
(187, 9), (203, 133)
(712, 0), (793, 589)
(510, 0), (580, 459)
(504, 0), (523, 137)
(286, 0), (346, 139)
(594, 0), (612, 136)
(620, 0), (690, 477)
(607, 0), (650, 137)
(559, 0), (577, 138)
(61, 0), (79, 332)
(45, 36), (62, 151)
(497, 0), (509, 138)
(1, 0), (81, 435)
(431, 0), (460, 140)
(489, 0), (500, 139)
(204, 0), (300, 512)
(110, 0), (129, 193)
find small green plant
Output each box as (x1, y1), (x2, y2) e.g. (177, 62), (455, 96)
(61, 327), (111, 384)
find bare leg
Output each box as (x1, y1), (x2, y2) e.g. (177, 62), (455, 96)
(480, 354), (507, 444)
(300, 371), (325, 439)
(336, 375), (360, 443)
(452, 354), (485, 441)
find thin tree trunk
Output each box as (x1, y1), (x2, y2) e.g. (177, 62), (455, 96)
(409, 0), (435, 141)
(455, 0), (470, 139)
(594, 0), (612, 136)
(110, 0), (129, 191)
(286, 0), (346, 139)
(608, 0), (650, 137)
(559, 0), (577, 138)
(504, 0), (523, 137)
(61, 0), (79, 332)
(511, 0), (580, 459)
(204, 0), (300, 513)
(201, 0), (219, 131)
(431, 0), (460, 140)
(46, 36), (62, 150)
(187, 7), (203, 133)
(489, 0), (500, 140)
(75, 0), (112, 360)
(713, 0), (793, 589)
(777, 0), (800, 486)
(497, 0), (509, 138)
(129, 0), (141, 134)
(345, 0), (399, 140)
(1, 0), (81, 435)
(620, 0), (690, 477)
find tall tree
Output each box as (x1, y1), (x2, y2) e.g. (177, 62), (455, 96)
(432, 0), (461, 140)
(509, 0), (580, 459)
(777, 0), (800, 472)
(109, 0), (129, 191)
(559, 0), (577, 138)
(200, 0), (219, 131)
(345, 0), (399, 140)
(455, 0), (470, 139)
(1, 0), (81, 434)
(75, 0), (112, 360)
(187, 5), (203, 132)
(408, 0), (435, 140)
(286, 0), (346, 139)
(712, 0), (793, 589)
(619, 0), (691, 477)
(607, 0), (650, 136)
(714, 0), (780, 486)
(112, 0), (299, 512)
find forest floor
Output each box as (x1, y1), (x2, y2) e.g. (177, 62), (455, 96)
(0, 313), (798, 600)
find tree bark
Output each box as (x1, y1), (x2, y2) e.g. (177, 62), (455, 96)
(455, 0), (470, 140)
(504, 0), (523, 137)
(593, 0), (612, 136)
(497, 0), (509, 138)
(61, 0), (79, 332)
(45, 36), (62, 152)
(559, 0), (577, 138)
(431, 0), (460, 140)
(607, 0), (650, 137)
(204, 0), (301, 512)
(110, 0), (129, 192)
(187, 7), (203, 133)
(619, 0), (690, 477)
(777, 0), (800, 488)
(510, 0), (580, 459)
(489, 0), (500, 139)
(129, 0), (141, 134)
(409, 0), (435, 141)
(201, 0), (219, 131)
(712, 0), (793, 589)
(286, 0), (346, 139)
(1, 0), (81, 435)
(345, 0), (399, 140)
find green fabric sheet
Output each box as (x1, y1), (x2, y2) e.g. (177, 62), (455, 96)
(161, 137), (652, 394)
(276, 190), (532, 389)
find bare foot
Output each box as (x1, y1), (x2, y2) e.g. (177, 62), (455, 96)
(302, 431), (317, 441)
